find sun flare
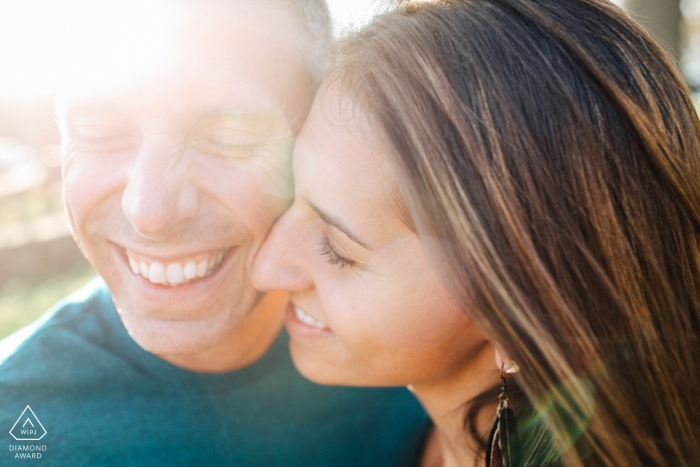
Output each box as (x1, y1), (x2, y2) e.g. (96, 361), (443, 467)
(0, 0), (178, 95)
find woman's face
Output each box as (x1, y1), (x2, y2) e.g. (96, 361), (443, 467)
(252, 89), (489, 387)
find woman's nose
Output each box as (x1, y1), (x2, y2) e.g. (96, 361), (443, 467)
(251, 205), (314, 293)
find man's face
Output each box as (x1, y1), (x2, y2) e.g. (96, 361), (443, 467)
(60, 1), (315, 357)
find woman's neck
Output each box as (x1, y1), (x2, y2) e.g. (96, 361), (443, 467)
(412, 342), (500, 467)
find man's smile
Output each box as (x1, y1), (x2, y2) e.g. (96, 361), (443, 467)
(108, 241), (246, 319)
(126, 248), (230, 286)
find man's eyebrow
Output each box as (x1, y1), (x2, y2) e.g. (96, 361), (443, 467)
(60, 104), (120, 119)
(197, 106), (285, 122)
(308, 201), (373, 251)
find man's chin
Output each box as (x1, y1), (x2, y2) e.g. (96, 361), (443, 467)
(118, 310), (243, 359)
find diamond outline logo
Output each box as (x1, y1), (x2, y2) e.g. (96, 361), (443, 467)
(9, 406), (46, 441)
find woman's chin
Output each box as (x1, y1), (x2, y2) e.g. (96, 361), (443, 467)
(288, 340), (352, 386)
(288, 339), (410, 388)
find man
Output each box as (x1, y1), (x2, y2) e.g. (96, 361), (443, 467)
(0, 1), (428, 465)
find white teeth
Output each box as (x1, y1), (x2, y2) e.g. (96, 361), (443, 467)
(197, 260), (208, 278)
(127, 250), (229, 286)
(129, 257), (140, 275)
(140, 261), (149, 278)
(166, 263), (184, 285)
(149, 262), (166, 284)
(184, 261), (197, 280)
(294, 307), (328, 329)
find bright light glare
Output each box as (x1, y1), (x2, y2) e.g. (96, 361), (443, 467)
(327, 0), (383, 36)
(0, 0), (177, 95)
(0, 0), (638, 95)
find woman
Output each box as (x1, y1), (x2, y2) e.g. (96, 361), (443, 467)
(252, 0), (700, 465)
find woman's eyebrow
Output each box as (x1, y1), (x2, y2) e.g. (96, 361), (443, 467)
(308, 201), (374, 251)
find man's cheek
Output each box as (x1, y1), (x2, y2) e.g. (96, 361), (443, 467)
(62, 162), (92, 231)
(64, 149), (128, 201)
(207, 161), (287, 226)
(252, 138), (295, 200)
(62, 159), (127, 247)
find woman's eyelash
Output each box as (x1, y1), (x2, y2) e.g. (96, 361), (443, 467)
(317, 238), (355, 269)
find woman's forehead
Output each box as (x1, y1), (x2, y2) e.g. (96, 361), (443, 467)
(294, 88), (413, 242)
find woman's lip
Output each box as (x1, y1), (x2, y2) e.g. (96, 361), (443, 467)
(284, 302), (335, 339)
(293, 305), (329, 329)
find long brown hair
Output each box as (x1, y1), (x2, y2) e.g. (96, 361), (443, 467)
(328, 0), (700, 465)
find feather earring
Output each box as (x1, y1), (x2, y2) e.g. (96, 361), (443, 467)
(486, 363), (519, 467)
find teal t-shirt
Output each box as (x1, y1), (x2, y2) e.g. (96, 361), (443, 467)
(0, 279), (429, 466)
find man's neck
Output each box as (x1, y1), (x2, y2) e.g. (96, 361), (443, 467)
(159, 290), (288, 373)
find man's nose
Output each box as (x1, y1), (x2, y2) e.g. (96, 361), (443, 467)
(251, 205), (313, 293)
(122, 134), (198, 238)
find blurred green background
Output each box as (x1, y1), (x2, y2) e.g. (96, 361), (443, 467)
(0, 92), (96, 340)
(0, 264), (95, 338)
(0, 0), (696, 340)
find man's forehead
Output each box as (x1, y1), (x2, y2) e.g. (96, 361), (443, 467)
(57, 0), (309, 123)
(59, 80), (289, 114)
(174, 0), (306, 51)
(58, 97), (290, 131)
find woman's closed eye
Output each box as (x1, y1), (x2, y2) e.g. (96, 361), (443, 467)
(317, 237), (356, 269)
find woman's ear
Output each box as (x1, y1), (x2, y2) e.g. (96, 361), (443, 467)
(495, 349), (505, 370)
(495, 349), (519, 373)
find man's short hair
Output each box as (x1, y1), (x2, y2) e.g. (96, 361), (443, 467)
(286, 0), (333, 84)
